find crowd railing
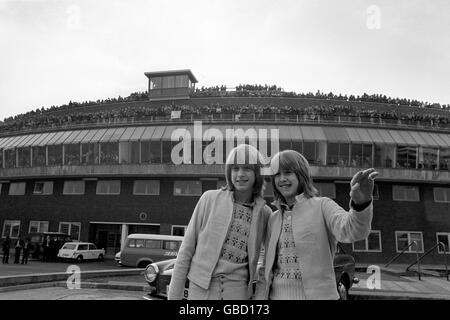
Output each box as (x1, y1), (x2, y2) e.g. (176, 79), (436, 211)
(0, 113), (449, 137)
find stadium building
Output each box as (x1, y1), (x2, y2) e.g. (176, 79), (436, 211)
(0, 69), (449, 266)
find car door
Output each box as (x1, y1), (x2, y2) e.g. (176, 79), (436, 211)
(77, 244), (89, 259)
(88, 244), (97, 259)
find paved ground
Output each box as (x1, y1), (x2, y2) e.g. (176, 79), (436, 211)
(1, 258), (450, 300)
(0, 286), (145, 300)
(0, 256), (122, 276)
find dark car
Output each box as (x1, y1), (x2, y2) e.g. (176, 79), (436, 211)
(143, 244), (359, 300)
(29, 232), (72, 260)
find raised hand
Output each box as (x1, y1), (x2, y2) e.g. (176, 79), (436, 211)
(350, 168), (379, 205)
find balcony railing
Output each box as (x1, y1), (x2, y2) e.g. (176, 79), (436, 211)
(1, 113), (448, 137)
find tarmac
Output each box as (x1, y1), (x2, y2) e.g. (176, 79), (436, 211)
(1, 257), (450, 300)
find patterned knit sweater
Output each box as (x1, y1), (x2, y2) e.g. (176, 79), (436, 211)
(212, 202), (253, 281)
(270, 206), (305, 299)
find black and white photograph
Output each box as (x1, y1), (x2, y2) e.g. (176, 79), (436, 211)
(0, 0), (449, 312)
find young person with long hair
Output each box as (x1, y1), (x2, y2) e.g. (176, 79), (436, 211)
(256, 149), (378, 300)
(168, 144), (272, 300)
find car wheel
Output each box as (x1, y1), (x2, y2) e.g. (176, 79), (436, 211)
(76, 255), (83, 263)
(138, 261), (150, 268)
(98, 254), (104, 261)
(337, 280), (349, 300)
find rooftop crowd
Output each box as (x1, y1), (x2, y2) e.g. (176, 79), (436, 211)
(1, 85), (449, 133)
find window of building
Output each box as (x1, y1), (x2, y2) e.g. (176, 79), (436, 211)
(29, 221), (49, 233)
(352, 231), (382, 252)
(64, 144), (80, 165)
(374, 144), (395, 168)
(96, 180), (121, 195)
(150, 77), (162, 90)
(5, 149), (16, 168)
(395, 231), (424, 253)
(327, 143), (350, 166)
(434, 187), (450, 203)
(33, 181), (53, 195)
(48, 145), (62, 165)
(81, 143), (99, 165)
(119, 141), (140, 164)
(133, 180), (160, 195)
(100, 142), (119, 164)
(32, 146), (46, 166)
(63, 181), (85, 195)
(9, 182), (26, 195)
(396, 145), (417, 169)
(418, 147), (438, 170)
(173, 180), (202, 196)
(59, 222), (81, 240)
(392, 185), (419, 201)
(436, 233), (450, 254)
(171, 225), (187, 236)
(2, 220), (20, 239)
(315, 182), (336, 198)
(17, 147), (31, 167)
(439, 148), (450, 170)
(303, 142), (317, 165)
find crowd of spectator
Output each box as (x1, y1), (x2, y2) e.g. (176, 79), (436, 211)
(0, 100), (448, 134)
(1, 84), (449, 133)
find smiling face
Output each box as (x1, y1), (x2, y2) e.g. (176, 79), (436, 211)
(231, 165), (256, 194)
(274, 169), (300, 205)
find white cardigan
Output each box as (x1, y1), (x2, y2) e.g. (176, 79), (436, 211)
(255, 193), (373, 300)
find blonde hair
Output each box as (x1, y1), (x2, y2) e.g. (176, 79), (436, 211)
(224, 144), (265, 198)
(270, 150), (318, 202)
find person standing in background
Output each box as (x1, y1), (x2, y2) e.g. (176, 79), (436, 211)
(2, 236), (11, 264)
(14, 237), (24, 264)
(21, 237), (32, 264)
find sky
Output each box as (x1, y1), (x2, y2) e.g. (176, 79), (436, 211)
(0, 0), (449, 121)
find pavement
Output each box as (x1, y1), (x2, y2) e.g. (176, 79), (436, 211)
(1, 257), (450, 300)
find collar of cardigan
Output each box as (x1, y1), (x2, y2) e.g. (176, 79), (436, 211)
(271, 193), (308, 212)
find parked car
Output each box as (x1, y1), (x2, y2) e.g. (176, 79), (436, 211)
(29, 232), (72, 260)
(57, 242), (105, 262)
(119, 234), (183, 268)
(115, 251), (122, 264)
(143, 244), (359, 300)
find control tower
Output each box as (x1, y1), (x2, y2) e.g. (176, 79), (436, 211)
(144, 69), (198, 101)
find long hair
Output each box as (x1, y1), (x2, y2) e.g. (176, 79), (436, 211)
(224, 144), (265, 199)
(270, 150), (318, 203)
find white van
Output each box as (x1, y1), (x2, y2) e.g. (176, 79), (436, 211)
(119, 234), (184, 268)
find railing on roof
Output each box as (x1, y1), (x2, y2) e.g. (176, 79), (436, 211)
(0, 113), (448, 138)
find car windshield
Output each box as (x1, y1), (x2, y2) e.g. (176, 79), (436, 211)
(62, 244), (77, 250)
